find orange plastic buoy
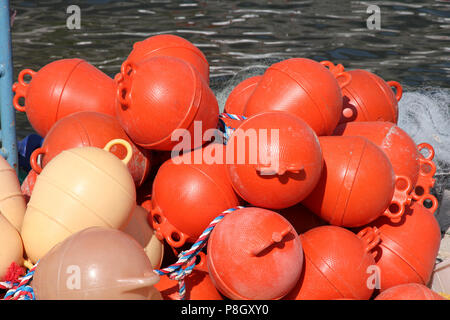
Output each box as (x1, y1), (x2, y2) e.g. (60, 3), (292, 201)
(333, 121), (436, 200)
(224, 76), (262, 115)
(125, 34), (209, 84)
(207, 207), (303, 300)
(278, 203), (328, 235)
(150, 144), (240, 248)
(414, 143), (437, 200)
(12, 59), (117, 137)
(321, 61), (402, 124)
(244, 58), (351, 136)
(32, 227), (162, 300)
(138, 195), (182, 265)
(155, 252), (223, 300)
(21, 169), (38, 204)
(29, 112), (151, 187)
(374, 283), (445, 300)
(366, 194), (441, 292)
(285, 226), (379, 300)
(115, 56), (219, 151)
(302, 136), (412, 227)
(226, 111), (323, 209)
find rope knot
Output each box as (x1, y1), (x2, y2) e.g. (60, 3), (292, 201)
(167, 252), (197, 282)
(1, 262), (37, 300)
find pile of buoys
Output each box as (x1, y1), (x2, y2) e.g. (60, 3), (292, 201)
(1, 34), (446, 300)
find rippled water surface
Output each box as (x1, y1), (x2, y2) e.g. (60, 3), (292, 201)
(9, 0), (450, 136)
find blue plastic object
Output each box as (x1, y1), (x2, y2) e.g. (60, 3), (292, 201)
(0, 0), (18, 172)
(18, 134), (43, 172)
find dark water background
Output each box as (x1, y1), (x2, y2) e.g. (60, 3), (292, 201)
(9, 0), (449, 137)
(10, 0), (450, 85)
(7, 1), (450, 206)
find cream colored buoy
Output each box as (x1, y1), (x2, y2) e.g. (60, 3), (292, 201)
(0, 213), (24, 279)
(32, 227), (161, 300)
(122, 205), (164, 269)
(0, 155), (26, 231)
(21, 139), (136, 263)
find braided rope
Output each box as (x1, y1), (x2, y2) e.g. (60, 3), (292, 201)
(219, 113), (247, 121)
(0, 281), (14, 291)
(154, 206), (244, 300)
(218, 113), (247, 145)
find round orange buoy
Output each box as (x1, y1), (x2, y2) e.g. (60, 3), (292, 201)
(321, 61), (402, 124)
(366, 194), (441, 292)
(414, 143), (437, 200)
(302, 136), (412, 227)
(226, 111), (323, 209)
(12, 59), (117, 137)
(125, 34), (209, 84)
(138, 195), (184, 266)
(150, 144), (240, 248)
(278, 203), (328, 235)
(32, 227), (162, 300)
(244, 58), (351, 136)
(285, 225), (379, 300)
(115, 56), (219, 151)
(374, 283), (445, 300)
(207, 207), (303, 300)
(333, 121), (435, 200)
(29, 112), (151, 187)
(154, 252), (223, 300)
(224, 76), (261, 115)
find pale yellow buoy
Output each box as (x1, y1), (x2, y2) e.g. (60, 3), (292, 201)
(21, 139), (136, 263)
(0, 213), (24, 279)
(122, 205), (164, 269)
(0, 155), (26, 231)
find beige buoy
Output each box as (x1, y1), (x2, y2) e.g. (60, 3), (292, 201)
(21, 139), (136, 263)
(122, 205), (164, 269)
(0, 155), (26, 231)
(32, 227), (161, 300)
(0, 213), (24, 279)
